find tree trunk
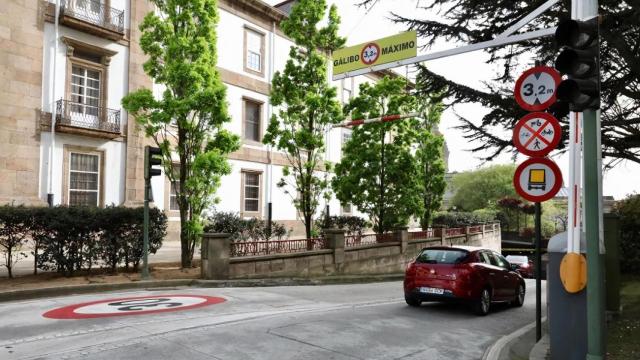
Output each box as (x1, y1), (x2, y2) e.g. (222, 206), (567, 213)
(179, 207), (192, 268)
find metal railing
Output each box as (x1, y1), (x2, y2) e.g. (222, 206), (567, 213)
(230, 238), (328, 257)
(56, 99), (121, 133)
(408, 229), (435, 240)
(345, 233), (396, 248)
(61, 0), (125, 33)
(468, 225), (483, 234)
(445, 227), (465, 237)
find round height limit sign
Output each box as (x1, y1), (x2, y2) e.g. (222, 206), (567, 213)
(514, 66), (561, 112)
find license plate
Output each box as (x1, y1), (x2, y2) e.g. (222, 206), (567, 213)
(419, 287), (444, 295)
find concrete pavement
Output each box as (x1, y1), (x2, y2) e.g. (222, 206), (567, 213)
(0, 279), (546, 360)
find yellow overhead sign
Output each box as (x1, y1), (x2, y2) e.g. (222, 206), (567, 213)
(332, 31), (417, 76)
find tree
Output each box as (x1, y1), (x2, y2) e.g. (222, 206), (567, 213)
(451, 164), (517, 211)
(413, 98), (446, 228)
(614, 193), (640, 274)
(263, 0), (345, 240)
(122, 0), (239, 268)
(358, 0), (640, 166)
(333, 77), (421, 233)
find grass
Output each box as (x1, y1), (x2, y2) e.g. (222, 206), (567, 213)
(607, 274), (640, 359)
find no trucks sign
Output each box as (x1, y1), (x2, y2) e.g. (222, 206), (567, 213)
(333, 31), (417, 76)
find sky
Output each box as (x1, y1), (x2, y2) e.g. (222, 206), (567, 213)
(265, 0), (640, 200)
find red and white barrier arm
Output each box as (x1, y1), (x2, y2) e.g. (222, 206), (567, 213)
(332, 112), (421, 128)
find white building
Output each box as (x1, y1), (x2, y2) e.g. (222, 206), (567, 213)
(1, 0), (443, 239)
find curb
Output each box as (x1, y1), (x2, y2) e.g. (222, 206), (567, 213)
(0, 274), (404, 303)
(482, 316), (547, 360)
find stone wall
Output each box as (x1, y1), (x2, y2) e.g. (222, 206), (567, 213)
(202, 224), (502, 279)
(0, 0), (46, 205)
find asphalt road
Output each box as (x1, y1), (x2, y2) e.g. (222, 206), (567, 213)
(0, 280), (546, 360)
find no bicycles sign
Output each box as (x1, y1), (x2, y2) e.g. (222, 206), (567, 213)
(512, 112), (562, 158)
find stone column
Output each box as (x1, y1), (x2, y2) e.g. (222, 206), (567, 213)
(440, 226), (447, 245)
(465, 225), (471, 243)
(324, 229), (345, 270)
(201, 233), (231, 280)
(395, 227), (409, 254)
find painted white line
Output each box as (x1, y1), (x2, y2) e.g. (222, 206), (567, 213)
(483, 316), (547, 360)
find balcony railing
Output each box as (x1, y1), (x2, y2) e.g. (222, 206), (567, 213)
(56, 99), (121, 134)
(60, 0), (125, 34)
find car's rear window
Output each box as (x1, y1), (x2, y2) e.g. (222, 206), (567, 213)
(416, 249), (468, 264)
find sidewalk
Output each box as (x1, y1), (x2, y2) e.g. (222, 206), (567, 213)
(0, 240), (197, 278)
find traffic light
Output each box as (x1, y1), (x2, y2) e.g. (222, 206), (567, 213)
(144, 146), (162, 180)
(554, 18), (600, 112)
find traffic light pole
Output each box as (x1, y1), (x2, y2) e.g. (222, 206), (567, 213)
(584, 109), (605, 359)
(571, 0), (605, 357)
(142, 178), (150, 280)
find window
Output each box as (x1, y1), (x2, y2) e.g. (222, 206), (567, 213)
(342, 79), (353, 104)
(492, 252), (511, 270)
(242, 171), (261, 214)
(68, 152), (100, 206)
(479, 251), (492, 265)
(416, 249), (468, 264)
(342, 130), (352, 146)
(169, 181), (180, 211)
(244, 28), (264, 74)
(341, 203), (352, 215)
(70, 65), (101, 118)
(243, 99), (262, 142)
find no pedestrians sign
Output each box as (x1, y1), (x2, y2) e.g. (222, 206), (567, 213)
(512, 112), (562, 158)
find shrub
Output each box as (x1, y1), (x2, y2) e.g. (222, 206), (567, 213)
(432, 211), (497, 228)
(203, 212), (290, 241)
(615, 194), (640, 274)
(0, 205), (167, 277)
(0, 206), (31, 278)
(317, 215), (369, 237)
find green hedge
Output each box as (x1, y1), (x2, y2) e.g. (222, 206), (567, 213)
(615, 194), (640, 274)
(432, 211), (497, 228)
(0, 205), (167, 278)
(204, 211), (289, 241)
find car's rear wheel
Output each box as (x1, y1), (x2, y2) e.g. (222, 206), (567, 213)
(474, 288), (491, 316)
(405, 295), (421, 307)
(512, 283), (525, 307)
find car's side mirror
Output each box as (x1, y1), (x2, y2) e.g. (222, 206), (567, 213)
(510, 264), (519, 271)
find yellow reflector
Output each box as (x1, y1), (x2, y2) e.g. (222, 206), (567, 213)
(560, 252), (587, 293)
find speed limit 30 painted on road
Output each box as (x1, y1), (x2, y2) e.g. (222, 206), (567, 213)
(43, 295), (226, 319)
(514, 66), (561, 112)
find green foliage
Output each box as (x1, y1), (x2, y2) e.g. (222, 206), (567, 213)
(333, 77), (421, 233)
(451, 164), (517, 211)
(0, 206), (30, 278)
(122, 0), (238, 268)
(359, 0), (640, 164)
(262, 0), (345, 239)
(204, 212), (290, 242)
(316, 215), (370, 238)
(412, 98), (446, 228)
(432, 211), (497, 228)
(615, 194), (640, 274)
(0, 206), (166, 278)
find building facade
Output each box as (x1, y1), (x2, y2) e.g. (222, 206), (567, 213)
(1, 0), (447, 238)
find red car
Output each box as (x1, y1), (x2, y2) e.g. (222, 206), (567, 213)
(506, 255), (535, 278)
(404, 246), (526, 315)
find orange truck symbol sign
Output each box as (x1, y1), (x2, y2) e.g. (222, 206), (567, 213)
(528, 168), (546, 191)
